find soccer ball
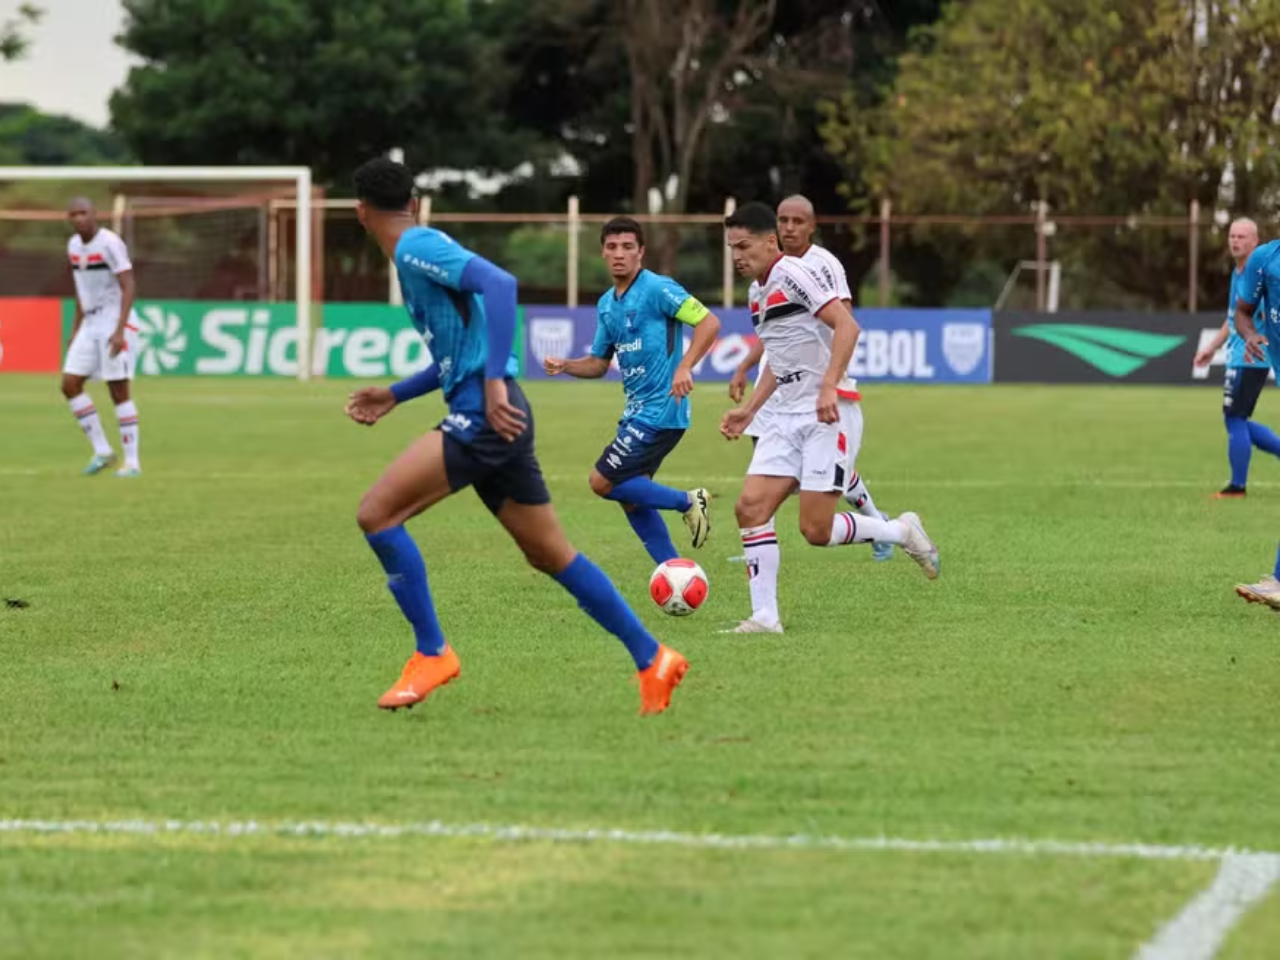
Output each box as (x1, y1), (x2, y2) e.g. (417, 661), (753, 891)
(649, 559), (709, 617)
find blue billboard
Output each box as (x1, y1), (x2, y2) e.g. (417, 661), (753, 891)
(522, 306), (992, 384)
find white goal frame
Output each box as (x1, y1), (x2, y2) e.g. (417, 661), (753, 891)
(0, 165), (314, 380)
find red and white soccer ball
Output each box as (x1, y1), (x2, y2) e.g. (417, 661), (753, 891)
(649, 559), (709, 617)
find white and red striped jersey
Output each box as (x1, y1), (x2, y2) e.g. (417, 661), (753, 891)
(68, 229), (132, 331)
(748, 253), (857, 414)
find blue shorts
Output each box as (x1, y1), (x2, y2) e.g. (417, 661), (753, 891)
(439, 379), (551, 515)
(594, 421), (685, 485)
(1223, 366), (1269, 420)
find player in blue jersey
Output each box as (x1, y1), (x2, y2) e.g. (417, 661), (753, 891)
(343, 158), (688, 714)
(1191, 219), (1280, 498)
(1228, 235), (1280, 608)
(542, 217), (719, 563)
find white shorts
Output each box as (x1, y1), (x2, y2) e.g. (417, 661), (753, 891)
(63, 315), (139, 381)
(747, 401), (864, 493)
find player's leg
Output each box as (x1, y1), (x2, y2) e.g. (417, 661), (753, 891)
(837, 402), (894, 562)
(358, 431), (458, 709)
(732, 473), (796, 633)
(1238, 368), (1280, 462)
(105, 322), (141, 476)
(61, 331), (114, 471)
(490, 483), (689, 715)
(1219, 367), (1255, 496)
(798, 420), (939, 579)
(106, 379), (141, 477)
(589, 426), (710, 552)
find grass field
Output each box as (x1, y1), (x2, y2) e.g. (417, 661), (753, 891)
(3, 374), (1280, 959)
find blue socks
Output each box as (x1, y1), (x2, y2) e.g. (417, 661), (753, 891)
(552, 553), (660, 670)
(366, 526), (447, 656)
(1227, 416), (1253, 488)
(625, 507), (679, 564)
(1247, 421), (1280, 457)
(1273, 543), (1280, 582)
(606, 476), (690, 513)
(1225, 416), (1280, 488)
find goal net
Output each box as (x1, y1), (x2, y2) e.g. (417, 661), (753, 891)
(0, 166), (315, 379)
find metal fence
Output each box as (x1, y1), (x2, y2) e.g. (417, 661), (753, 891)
(3, 189), (1276, 313)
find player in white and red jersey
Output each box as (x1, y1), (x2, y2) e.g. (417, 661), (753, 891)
(729, 195), (895, 562)
(720, 202), (938, 634)
(61, 198), (142, 477)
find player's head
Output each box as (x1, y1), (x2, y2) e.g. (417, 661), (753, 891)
(353, 157), (417, 232)
(725, 202), (780, 279)
(776, 195), (816, 255)
(600, 216), (645, 282)
(1228, 217), (1259, 262)
(67, 197), (97, 240)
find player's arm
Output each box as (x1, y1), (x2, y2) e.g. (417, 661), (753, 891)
(546, 309), (614, 378)
(457, 255), (527, 442)
(670, 296), (720, 398)
(345, 363), (442, 426)
(730, 338), (765, 402)
(68, 274), (84, 342)
(547, 354), (610, 378)
(108, 270), (137, 355)
(813, 299), (861, 424)
(1194, 322), (1231, 368)
(1235, 249), (1270, 362)
(722, 361), (776, 440)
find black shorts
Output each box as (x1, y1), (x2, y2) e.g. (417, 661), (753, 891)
(593, 421), (686, 485)
(440, 379), (551, 515)
(1223, 366), (1269, 420)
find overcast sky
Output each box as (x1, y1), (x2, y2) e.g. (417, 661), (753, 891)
(0, 0), (132, 127)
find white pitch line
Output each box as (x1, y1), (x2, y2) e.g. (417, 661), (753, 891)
(0, 817), (1270, 863)
(0, 468), (1273, 492)
(1135, 853), (1280, 960)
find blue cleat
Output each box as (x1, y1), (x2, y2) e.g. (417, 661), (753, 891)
(114, 467), (142, 478)
(872, 512), (895, 562)
(82, 453), (116, 476)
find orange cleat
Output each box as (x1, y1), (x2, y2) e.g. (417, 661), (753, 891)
(637, 644), (689, 716)
(1213, 485), (1247, 499)
(377, 646), (461, 711)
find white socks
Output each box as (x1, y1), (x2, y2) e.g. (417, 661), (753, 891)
(844, 472), (882, 518)
(740, 521), (781, 627)
(69, 394), (112, 456)
(828, 512), (906, 546)
(116, 401), (140, 468)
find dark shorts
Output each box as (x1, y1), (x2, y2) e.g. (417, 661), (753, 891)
(593, 421), (686, 485)
(440, 379), (551, 515)
(1223, 366), (1269, 420)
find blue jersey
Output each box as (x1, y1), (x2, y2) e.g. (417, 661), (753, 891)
(1226, 265), (1269, 368)
(394, 227), (518, 405)
(590, 270), (710, 431)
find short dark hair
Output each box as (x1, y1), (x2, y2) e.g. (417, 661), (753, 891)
(354, 157), (414, 212)
(724, 202), (777, 235)
(601, 216), (645, 247)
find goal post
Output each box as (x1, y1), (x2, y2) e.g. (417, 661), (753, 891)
(0, 165), (315, 380)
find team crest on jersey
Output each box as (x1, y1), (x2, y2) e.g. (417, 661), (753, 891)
(624, 310), (638, 331)
(942, 323), (987, 376)
(530, 318), (575, 364)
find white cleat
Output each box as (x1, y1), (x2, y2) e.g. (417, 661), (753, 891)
(1235, 575), (1280, 611)
(897, 511), (939, 580)
(721, 618), (784, 635)
(683, 487), (712, 549)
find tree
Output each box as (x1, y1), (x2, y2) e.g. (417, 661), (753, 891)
(110, 0), (526, 185)
(820, 0), (1280, 308)
(0, 103), (130, 165)
(0, 3), (40, 60)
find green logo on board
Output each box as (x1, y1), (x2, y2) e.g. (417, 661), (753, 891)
(1011, 325), (1185, 377)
